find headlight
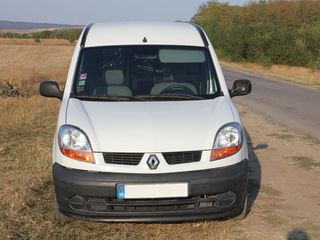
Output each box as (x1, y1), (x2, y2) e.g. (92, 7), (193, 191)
(211, 123), (243, 160)
(58, 125), (95, 163)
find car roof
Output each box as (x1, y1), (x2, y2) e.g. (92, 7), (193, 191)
(84, 21), (206, 48)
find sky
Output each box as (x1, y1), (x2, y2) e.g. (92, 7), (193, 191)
(0, 0), (246, 25)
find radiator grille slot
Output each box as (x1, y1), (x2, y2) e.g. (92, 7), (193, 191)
(103, 152), (144, 165)
(162, 151), (202, 165)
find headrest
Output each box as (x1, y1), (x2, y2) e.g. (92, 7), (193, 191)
(105, 70), (124, 85)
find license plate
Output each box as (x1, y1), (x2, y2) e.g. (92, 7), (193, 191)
(117, 183), (188, 199)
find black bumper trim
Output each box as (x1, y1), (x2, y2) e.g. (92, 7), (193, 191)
(53, 160), (248, 222)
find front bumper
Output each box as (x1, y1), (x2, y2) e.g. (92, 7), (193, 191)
(53, 160), (248, 222)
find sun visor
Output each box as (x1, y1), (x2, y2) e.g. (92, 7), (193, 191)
(159, 49), (206, 63)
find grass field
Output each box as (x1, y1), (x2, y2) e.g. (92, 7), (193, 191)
(1, 39), (320, 239)
(0, 38), (74, 96)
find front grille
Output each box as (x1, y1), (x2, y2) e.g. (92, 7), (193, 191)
(162, 151), (202, 165)
(70, 192), (236, 213)
(103, 151), (202, 166)
(103, 152), (144, 165)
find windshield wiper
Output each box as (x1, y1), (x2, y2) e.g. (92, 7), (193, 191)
(73, 93), (220, 102)
(134, 94), (204, 101)
(74, 95), (145, 101)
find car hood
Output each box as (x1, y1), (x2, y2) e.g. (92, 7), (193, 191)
(66, 97), (234, 152)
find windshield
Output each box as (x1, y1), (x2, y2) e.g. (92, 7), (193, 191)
(73, 46), (220, 101)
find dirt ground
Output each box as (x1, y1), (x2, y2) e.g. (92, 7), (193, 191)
(231, 102), (320, 239)
(0, 39), (319, 239)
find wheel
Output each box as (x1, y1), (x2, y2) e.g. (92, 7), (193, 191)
(53, 194), (74, 223)
(233, 195), (248, 220)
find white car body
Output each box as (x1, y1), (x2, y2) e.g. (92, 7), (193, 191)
(41, 22), (251, 222)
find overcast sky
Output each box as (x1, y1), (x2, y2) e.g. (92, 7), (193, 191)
(0, 0), (247, 25)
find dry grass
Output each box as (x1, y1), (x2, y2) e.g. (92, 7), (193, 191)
(0, 29), (71, 34)
(221, 61), (320, 89)
(0, 38), (75, 46)
(0, 38), (74, 95)
(289, 156), (320, 170)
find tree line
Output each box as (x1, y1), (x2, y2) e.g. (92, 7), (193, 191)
(0, 28), (82, 43)
(192, 0), (320, 70)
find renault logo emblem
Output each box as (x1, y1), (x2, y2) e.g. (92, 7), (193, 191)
(147, 155), (159, 170)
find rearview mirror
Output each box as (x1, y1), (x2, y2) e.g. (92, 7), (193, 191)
(229, 79), (252, 97)
(39, 81), (62, 100)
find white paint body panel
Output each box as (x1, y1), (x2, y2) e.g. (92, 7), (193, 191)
(86, 22), (205, 47)
(66, 98), (234, 153)
(52, 21), (247, 174)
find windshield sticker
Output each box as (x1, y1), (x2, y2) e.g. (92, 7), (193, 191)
(78, 80), (85, 86)
(79, 73), (87, 80)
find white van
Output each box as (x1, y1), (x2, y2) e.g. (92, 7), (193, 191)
(40, 22), (252, 222)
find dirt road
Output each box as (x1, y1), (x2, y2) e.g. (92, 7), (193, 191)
(234, 103), (320, 239)
(222, 68), (320, 238)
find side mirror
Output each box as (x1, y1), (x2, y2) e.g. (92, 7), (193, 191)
(229, 79), (252, 97)
(39, 81), (62, 100)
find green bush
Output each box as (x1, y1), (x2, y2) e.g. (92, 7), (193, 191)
(192, 0), (320, 69)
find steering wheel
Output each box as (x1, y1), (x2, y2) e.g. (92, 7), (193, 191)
(160, 85), (195, 95)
